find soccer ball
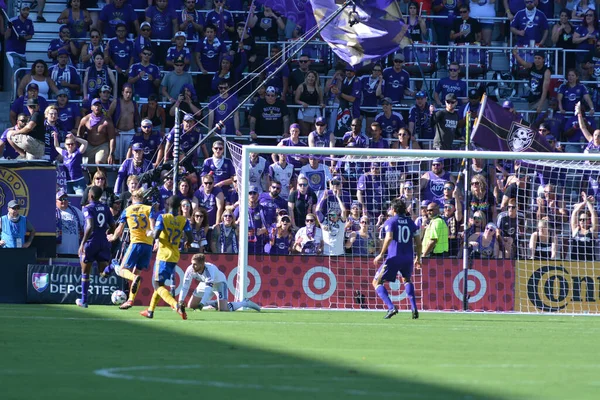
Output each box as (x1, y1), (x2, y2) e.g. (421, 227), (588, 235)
(111, 290), (127, 305)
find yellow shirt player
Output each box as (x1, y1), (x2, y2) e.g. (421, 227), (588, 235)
(140, 195), (192, 320)
(107, 188), (157, 310)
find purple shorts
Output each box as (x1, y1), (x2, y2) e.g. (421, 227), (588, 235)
(81, 239), (111, 264)
(374, 260), (413, 283)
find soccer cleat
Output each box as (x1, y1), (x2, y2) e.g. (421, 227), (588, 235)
(119, 300), (134, 310)
(384, 308), (398, 319)
(131, 275), (142, 294)
(176, 303), (187, 320)
(140, 309), (154, 319)
(412, 309), (419, 319)
(75, 299), (88, 308)
(244, 298), (261, 312)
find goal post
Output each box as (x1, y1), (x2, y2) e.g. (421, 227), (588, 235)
(230, 143), (600, 314)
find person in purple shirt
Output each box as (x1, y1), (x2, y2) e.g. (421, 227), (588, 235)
(99, 0), (139, 39)
(316, 176), (351, 222)
(532, 97), (564, 139)
(432, 0), (460, 65)
(194, 174), (225, 226)
(368, 121), (389, 149)
(166, 32), (193, 71)
(5, 5), (35, 74)
(383, 53), (415, 103)
(47, 25), (79, 65)
(341, 118), (369, 148)
(510, 0), (549, 47)
(128, 119), (164, 166)
(274, 123), (307, 169)
(10, 84), (49, 126)
(564, 108), (596, 153)
(201, 140), (236, 192)
(49, 51), (82, 99)
(55, 90), (80, 136)
(335, 65), (362, 121)
(53, 133), (88, 194)
(420, 158), (456, 206)
(258, 179), (288, 227)
(357, 163), (384, 217)
(0, 116), (28, 160)
(573, 10), (600, 64)
(373, 198), (422, 319)
(408, 91), (433, 140)
(178, 0), (205, 41)
(195, 24), (227, 100)
(375, 97), (405, 139)
(77, 186), (116, 308)
(105, 23), (134, 92)
(207, 81), (241, 136)
(128, 46), (161, 99)
(557, 69), (595, 114)
(133, 22), (156, 64)
(164, 114), (207, 164)
(205, 0), (235, 40)
(263, 45), (290, 99)
(145, 0), (179, 65)
(434, 63), (467, 107)
(504, 0), (526, 19)
(360, 64), (384, 128)
(114, 143), (153, 195)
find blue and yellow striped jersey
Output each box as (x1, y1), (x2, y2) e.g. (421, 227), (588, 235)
(155, 213), (191, 262)
(118, 203), (155, 246)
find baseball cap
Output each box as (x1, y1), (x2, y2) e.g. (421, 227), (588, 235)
(433, 157), (444, 163)
(444, 199), (456, 207)
(57, 49), (69, 56)
(7, 200), (20, 209)
(26, 98), (39, 107)
(132, 143), (144, 151)
(91, 98), (101, 106)
(445, 93), (457, 102)
(290, 123), (301, 130)
(248, 185), (258, 194)
(502, 100), (514, 109)
(345, 64), (355, 71)
(403, 181), (413, 189)
(420, 200), (431, 208)
(141, 118), (153, 126)
(27, 83), (39, 91)
(21, 3), (30, 10)
(415, 91), (426, 98)
(183, 114), (195, 121)
(56, 190), (67, 200)
(174, 31), (186, 39)
(315, 116), (326, 125)
(331, 176), (341, 185)
(468, 88), (479, 99)
(534, 50), (546, 59)
(100, 85), (111, 93)
(174, 56), (185, 65)
(57, 88), (70, 98)
(382, 97), (393, 105)
(140, 22), (151, 29)
(115, 22), (127, 30)
(266, 86), (277, 94)
(486, 222), (498, 230)
(393, 53), (405, 61)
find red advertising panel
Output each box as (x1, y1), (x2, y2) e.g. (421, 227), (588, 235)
(132, 255), (515, 311)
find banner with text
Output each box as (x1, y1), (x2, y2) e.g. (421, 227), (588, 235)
(27, 264), (126, 305)
(516, 261), (600, 313)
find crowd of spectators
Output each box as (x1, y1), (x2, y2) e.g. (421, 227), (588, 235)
(2, 1), (600, 260)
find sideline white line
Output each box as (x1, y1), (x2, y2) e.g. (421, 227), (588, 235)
(93, 364), (443, 399)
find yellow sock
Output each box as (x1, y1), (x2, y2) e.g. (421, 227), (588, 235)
(149, 291), (161, 312)
(119, 268), (137, 281)
(156, 286), (178, 309)
(128, 288), (137, 302)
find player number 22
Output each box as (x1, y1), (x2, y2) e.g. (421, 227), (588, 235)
(166, 227), (182, 245)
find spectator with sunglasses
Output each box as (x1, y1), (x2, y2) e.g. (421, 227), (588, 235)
(259, 180), (288, 227)
(346, 216), (376, 256)
(433, 63), (467, 108)
(1, 114), (29, 160)
(269, 214), (294, 255)
(468, 222), (503, 259)
(53, 133), (88, 195)
(293, 213), (323, 255)
(127, 119), (164, 167)
(430, 93), (464, 151)
(128, 46), (161, 101)
(441, 199), (463, 258)
(249, 86), (290, 145)
(211, 208), (239, 254)
(56, 189), (84, 257)
(421, 202), (449, 258)
(382, 54), (414, 104)
(81, 170), (114, 207)
(190, 207), (209, 252)
(201, 140), (235, 193)
(194, 174), (225, 226)
(208, 81), (241, 137)
(510, 0), (549, 48)
(288, 176), (317, 230)
(497, 198), (522, 259)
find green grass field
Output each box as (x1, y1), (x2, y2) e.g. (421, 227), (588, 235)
(1, 305), (598, 400)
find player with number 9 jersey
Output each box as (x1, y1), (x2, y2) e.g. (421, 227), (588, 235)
(81, 200), (114, 263)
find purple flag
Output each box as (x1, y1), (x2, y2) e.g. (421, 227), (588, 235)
(472, 95), (555, 152)
(309, 0), (407, 65)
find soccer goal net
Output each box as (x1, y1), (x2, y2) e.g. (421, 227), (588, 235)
(227, 143), (600, 314)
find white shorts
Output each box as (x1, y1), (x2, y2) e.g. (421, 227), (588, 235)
(194, 281), (228, 301)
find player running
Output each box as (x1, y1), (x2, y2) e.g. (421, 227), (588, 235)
(77, 186), (116, 308)
(140, 195), (193, 320)
(373, 198), (422, 319)
(179, 253), (261, 312)
(106, 188), (158, 309)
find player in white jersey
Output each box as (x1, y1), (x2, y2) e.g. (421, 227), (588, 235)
(179, 253), (261, 312)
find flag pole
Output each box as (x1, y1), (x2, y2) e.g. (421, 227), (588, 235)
(170, 0), (355, 171)
(238, 0), (255, 53)
(461, 106), (475, 311)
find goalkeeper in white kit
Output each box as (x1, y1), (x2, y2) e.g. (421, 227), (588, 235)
(179, 253), (261, 312)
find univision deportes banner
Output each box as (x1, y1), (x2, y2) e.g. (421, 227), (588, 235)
(27, 264), (125, 305)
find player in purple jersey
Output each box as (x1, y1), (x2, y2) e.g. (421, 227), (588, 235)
(77, 186), (116, 308)
(373, 199), (422, 319)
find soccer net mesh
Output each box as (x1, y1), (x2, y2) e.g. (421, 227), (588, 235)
(227, 142), (600, 314)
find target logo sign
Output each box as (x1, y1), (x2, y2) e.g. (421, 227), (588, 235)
(388, 280), (407, 302)
(152, 266), (186, 296)
(227, 265), (262, 298)
(452, 270), (487, 303)
(303, 266), (337, 300)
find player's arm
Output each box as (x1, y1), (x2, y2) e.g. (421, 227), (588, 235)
(78, 217), (94, 256)
(373, 230), (393, 266)
(108, 209), (127, 241)
(414, 232), (422, 268)
(178, 266), (194, 303)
